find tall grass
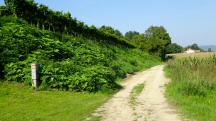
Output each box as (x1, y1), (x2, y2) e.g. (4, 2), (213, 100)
(165, 55), (216, 121)
(166, 56), (216, 96)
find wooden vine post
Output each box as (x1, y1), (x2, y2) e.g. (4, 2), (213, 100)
(31, 63), (40, 89)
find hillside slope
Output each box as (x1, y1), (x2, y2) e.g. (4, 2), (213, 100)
(0, 17), (160, 92)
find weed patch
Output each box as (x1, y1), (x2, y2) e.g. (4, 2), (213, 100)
(130, 83), (145, 107)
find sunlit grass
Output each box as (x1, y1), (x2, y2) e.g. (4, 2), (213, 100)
(0, 82), (111, 121)
(165, 55), (216, 121)
(167, 52), (216, 59)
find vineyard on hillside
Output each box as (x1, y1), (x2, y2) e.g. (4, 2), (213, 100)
(0, 16), (160, 91)
(0, 0), (173, 92)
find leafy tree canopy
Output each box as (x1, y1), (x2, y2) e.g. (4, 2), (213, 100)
(125, 31), (140, 40)
(145, 26), (171, 47)
(185, 43), (204, 51)
(165, 43), (183, 54)
(99, 25), (123, 37)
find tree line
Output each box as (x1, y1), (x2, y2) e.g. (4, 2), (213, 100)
(0, 0), (178, 58)
(0, 0), (133, 47)
(124, 26), (172, 58)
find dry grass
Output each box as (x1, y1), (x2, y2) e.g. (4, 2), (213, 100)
(165, 53), (216, 121)
(167, 52), (216, 59)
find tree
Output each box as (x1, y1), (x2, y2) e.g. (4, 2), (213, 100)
(0, 5), (11, 16)
(185, 43), (204, 51)
(145, 26), (171, 46)
(125, 31), (139, 40)
(165, 43), (183, 54)
(99, 26), (123, 37)
(131, 34), (149, 50)
(4, 0), (26, 16)
(144, 26), (171, 58)
(4, 0), (16, 16)
(123, 26), (172, 59)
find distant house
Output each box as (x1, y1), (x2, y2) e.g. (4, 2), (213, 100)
(185, 48), (201, 54)
(185, 48), (195, 54)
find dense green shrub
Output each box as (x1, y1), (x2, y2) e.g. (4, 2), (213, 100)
(0, 17), (160, 92)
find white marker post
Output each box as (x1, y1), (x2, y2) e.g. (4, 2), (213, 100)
(32, 63), (39, 88)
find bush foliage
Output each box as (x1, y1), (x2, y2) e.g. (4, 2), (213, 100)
(0, 17), (160, 92)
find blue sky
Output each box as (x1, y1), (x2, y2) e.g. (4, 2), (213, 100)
(0, 0), (216, 46)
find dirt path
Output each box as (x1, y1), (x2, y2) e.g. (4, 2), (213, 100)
(92, 65), (182, 121)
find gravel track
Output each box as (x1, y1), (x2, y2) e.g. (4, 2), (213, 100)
(92, 65), (182, 121)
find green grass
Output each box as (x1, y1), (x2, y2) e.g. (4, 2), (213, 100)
(166, 81), (216, 121)
(130, 83), (145, 106)
(0, 82), (111, 121)
(165, 56), (216, 121)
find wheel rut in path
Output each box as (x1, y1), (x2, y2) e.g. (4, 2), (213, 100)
(93, 65), (183, 121)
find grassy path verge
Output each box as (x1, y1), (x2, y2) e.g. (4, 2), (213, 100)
(0, 82), (111, 121)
